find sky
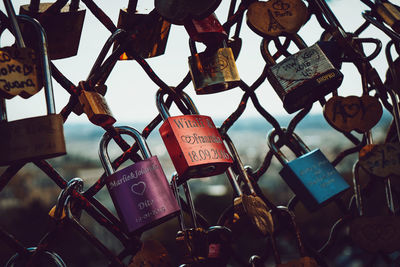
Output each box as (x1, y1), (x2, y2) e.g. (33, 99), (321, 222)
(0, 0), (393, 124)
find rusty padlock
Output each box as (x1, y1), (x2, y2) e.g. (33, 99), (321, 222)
(188, 39), (240, 94)
(261, 37), (344, 113)
(267, 128), (350, 211)
(19, 0), (86, 59)
(78, 81), (116, 127)
(0, 16), (66, 166)
(350, 161), (400, 253)
(184, 12), (227, 45)
(115, 0), (171, 59)
(99, 126), (180, 234)
(156, 88), (232, 182)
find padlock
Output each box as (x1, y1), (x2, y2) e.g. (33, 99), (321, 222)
(154, 0), (222, 25)
(78, 81), (116, 127)
(156, 88), (232, 182)
(350, 160), (400, 253)
(6, 247), (66, 267)
(115, 0), (171, 59)
(267, 128), (350, 211)
(224, 134), (274, 236)
(246, 0), (309, 37)
(0, 16), (66, 166)
(359, 142), (400, 178)
(171, 174), (209, 264)
(272, 207), (318, 266)
(375, 1), (400, 34)
(205, 226), (232, 266)
(49, 177), (84, 222)
(262, 38), (344, 113)
(99, 126), (180, 234)
(19, 0), (86, 60)
(323, 95), (383, 133)
(128, 240), (172, 267)
(188, 39), (241, 94)
(184, 12), (227, 45)
(0, 1), (42, 99)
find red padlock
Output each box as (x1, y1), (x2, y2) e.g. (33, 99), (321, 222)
(156, 89), (232, 183)
(184, 12), (227, 44)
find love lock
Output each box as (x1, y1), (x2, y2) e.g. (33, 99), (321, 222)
(323, 95), (383, 133)
(350, 161), (400, 253)
(99, 126), (180, 234)
(246, 0), (309, 37)
(0, 16), (66, 166)
(128, 240), (172, 267)
(19, 0), (86, 59)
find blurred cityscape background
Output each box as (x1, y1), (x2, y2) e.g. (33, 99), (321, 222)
(0, 112), (393, 266)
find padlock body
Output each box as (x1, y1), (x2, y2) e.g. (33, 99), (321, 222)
(159, 115), (232, 182)
(105, 156), (180, 233)
(116, 9), (171, 59)
(19, 3), (86, 60)
(189, 47), (240, 94)
(0, 114), (66, 166)
(184, 13), (227, 43)
(279, 149), (349, 211)
(78, 90), (116, 126)
(268, 43), (343, 113)
(350, 216), (400, 253)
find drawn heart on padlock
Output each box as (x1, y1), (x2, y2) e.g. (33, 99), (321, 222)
(359, 143), (400, 177)
(0, 47), (42, 99)
(274, 47), (320, 82)
(155, 0), (222, 25)
(246, 0), (308, 37)
(131, 181), (146, 195)
(323, 95), (383, 133)
(350, 216), (400, 253)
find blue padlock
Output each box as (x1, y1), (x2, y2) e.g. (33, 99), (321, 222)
(268, 128), (350, 211)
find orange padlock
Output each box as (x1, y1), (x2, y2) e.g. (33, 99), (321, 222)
(156, 89), (232, 183)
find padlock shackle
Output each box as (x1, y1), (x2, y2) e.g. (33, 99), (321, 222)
(156, 88), (199, 120)
(5, 247), (67, 267)
(18, 15), (56, 114)
(3, 0), (25, 47)
(267, 128), (310, 165)
(88, 29), (126, 80)
(54, 178), (83, 220)
(0, 98), (6, 122)
(224, 134), (255, 195)
(99, 126), (152, 176)
(182, 181), (198, 229)
(171, 173), (186, 231)
(385, 40), (400, 142)
(225, 167), (243, 197)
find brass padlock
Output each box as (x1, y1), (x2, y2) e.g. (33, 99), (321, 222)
(78, 81), (116, 127)
(0, 16), (66, 166)
(19, 0), (86, 59)
(115, 0), (171, 59)
(262, 38), (344, 113)
(188, 40), (240, 94)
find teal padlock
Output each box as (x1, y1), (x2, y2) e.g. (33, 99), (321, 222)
(268, 128), (350, 211)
